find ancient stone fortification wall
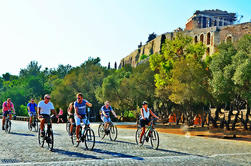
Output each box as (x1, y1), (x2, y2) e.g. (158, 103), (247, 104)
(120, 22), (251, 67)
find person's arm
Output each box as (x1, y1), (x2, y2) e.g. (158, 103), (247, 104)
(37, 107), (42, 118)
(67, 106), (72, 115)
(102, 109), (108, 118)
(11, 104), (16, 114)
(27, 104), (31, 113)
(75, 106), (81, 118)
(150, 110), (159, 119)
(111, 110), (117, 118)
(52, 109), (58, 117)
(141, 108), (145, 120)
(86, 102), (92, 107)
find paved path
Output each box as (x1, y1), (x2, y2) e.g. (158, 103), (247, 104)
(0, 120), (250, 165)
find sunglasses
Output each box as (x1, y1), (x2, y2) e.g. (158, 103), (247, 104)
(77, 98), (81, 99)
(46, 98), (51, 100)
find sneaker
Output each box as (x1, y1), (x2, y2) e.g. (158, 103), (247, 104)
(2, 126), (5, 130)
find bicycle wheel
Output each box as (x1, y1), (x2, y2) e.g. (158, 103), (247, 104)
(109, 125), (118, 141)
(135, 128), (144, 146)
(150, 129), (159, 150)
(98, 123), (106, 139)
(66, 121), (70, 133)
(84, 128), (95, 150)
(28, 119), (32, 131)
(38, 128), (45, 147)
(47, 129), (54, 151)
(34, 119), (38, 132)
(5, 120), (11, 134)
(70, 125), (77, 146)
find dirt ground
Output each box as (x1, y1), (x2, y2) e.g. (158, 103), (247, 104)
(116, 124), (251, 143)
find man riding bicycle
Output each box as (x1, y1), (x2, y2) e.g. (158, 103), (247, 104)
(2, 98), (16, 130)
(139, 101), (159, 143)
(37, 94), (57, 137)
(101, 101), (118, 134)
(74, 93), (92, 142)
(27, 98), (37, 127)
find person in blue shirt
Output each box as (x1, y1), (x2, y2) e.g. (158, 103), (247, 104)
(27, 98), (37, 126)
(74, 93), (92, 142)
(101, 101), (118, 134)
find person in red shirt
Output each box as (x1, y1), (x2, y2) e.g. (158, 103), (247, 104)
(2, 98), (16, 130)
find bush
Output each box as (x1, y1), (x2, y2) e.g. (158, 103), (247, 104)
(18, 105), (29, 116)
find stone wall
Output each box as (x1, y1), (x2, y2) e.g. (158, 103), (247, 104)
(120, 22), (251, 67)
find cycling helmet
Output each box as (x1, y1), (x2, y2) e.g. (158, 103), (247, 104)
(142, 101), (148, 105)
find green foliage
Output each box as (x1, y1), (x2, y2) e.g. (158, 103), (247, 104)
(19, 105), (29, 116)
(209, 34), (251, 106)
(139, 54), (149, 61)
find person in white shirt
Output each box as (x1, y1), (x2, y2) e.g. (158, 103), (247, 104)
(139, 101), (159, 143)
(37, 94), (57, 136)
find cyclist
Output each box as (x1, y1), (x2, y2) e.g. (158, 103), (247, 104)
(57, 108), (64, 123)
(101, 101), (118, 134)
(2, 98), (16, 130)
(67, 102), (75, 136)
(27, 98), (37, 127)
(139, 101), (159, 143)
(74, 93), (92, 142)
(37, 94), (57, 137)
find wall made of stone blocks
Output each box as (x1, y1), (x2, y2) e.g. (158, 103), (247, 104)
(218, 22), (251, 43)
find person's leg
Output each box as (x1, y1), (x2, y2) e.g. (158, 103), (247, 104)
(140, 127), (145, 143)
(29, 114), (32, 125)
(70, 118), (74, 135)
(75, 116), (81, 141)
(9, 113), (12, 120)
(139, 119), (146, 143)
(2, 115), (6, 130)
(40, 118), (45, 131)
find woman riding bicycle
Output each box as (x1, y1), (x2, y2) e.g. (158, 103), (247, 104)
(139, 101), (159, 143)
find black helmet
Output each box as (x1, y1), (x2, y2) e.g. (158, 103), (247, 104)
(142, 101), (148, 105)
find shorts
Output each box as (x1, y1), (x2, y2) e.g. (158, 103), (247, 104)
(29, 112), (36, 117)
(75, 114), (90, 126)
(39, 114), (51, 123)
(3, 111), (12, 117)
(68, 114), (74, 119)
(102, 116), (111, 123)
(140, 118), (150, 127)
(58, 115), (63, 118)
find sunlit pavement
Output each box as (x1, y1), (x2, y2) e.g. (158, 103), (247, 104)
(0, 120), (250, 166)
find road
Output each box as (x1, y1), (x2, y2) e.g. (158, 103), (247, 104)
(0, 120), (250, 166)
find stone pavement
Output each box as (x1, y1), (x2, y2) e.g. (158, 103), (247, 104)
(0, 120), (250, 165)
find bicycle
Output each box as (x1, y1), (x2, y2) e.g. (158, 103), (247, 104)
(98, 120), (118, 141)
(135, 118), (159, 150)
(71, 117), (95, 150)
(4, 113), (15, 134)
(38, 116), (54, 151)
(28, 114), (38, 132)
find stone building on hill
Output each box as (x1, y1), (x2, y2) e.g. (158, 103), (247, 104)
(120, 9), (251, 68)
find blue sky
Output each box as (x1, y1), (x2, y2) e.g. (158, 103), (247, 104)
(0, 0), (250, 75)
